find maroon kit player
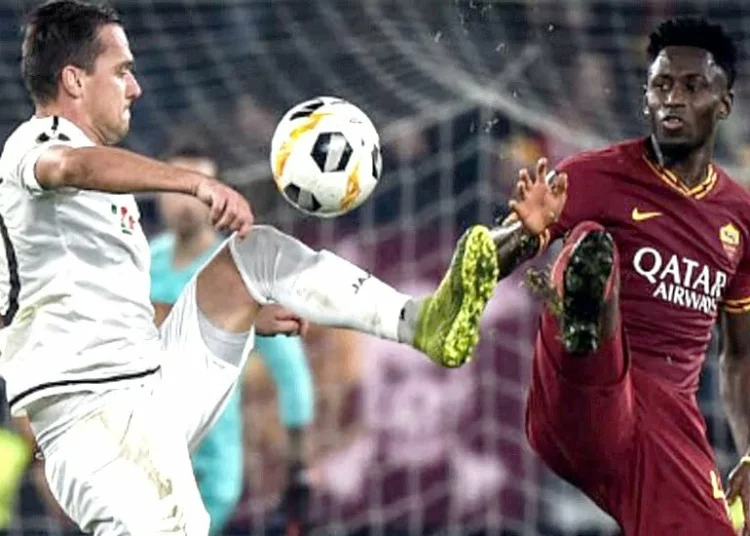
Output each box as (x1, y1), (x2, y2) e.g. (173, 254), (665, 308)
(491, 17), (750, 536)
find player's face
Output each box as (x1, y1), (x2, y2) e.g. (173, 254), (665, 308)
(645, 46), (732, 153)
(158, 157), (216, 237)
(81, 24), (142, 145)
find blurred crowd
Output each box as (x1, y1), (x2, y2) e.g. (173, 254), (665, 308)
(2, 0), (750, 534)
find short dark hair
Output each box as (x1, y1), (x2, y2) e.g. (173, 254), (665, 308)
(21, 0), (121, 105)
(161, 133), (221, 175)
(647, 17), (738, 89)
(162, 135), (214, 161)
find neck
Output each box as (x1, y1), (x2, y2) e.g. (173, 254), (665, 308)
(649, 135), (713, 189)
(35, 103), (103, 145)
(172, 227), (218, 267)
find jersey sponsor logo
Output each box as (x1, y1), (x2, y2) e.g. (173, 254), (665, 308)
(633, 246), (727, 316)
(631, 207), (663, 222)
(111, 203), (135, 235)
(720, 223), (740, 259)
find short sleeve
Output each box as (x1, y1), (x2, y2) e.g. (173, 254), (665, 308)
(723, 246), (750, 314)
(15, 141), (63, 194)
(9, 117), (83, 196)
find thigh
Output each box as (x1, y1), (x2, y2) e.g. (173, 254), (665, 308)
(42, 389), (208, 535)
(527, 313), (635, 477)
(616, 386), (735, 536)
(159, 276), (252, 450)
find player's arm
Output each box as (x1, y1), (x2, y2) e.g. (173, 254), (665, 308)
(721, 312), (750, 453)
(31, 145), (253, 237)
(35, 145), (204, 194)
(721, 261), (750, 534)
(491, 157), (568, 279)
(722, 310), (750, 533)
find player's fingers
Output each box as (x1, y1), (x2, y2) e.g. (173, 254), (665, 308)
(298, 318), (310, 337)
(229, 197), (253, 235)
(270, 307), (302, 322)
(209, 195), (227, 225)
(728, 471), (742, 501)
(237, 221), (253, 240)
(218, 198), (242, 230)
(725, 478), (740, 504)
(240, 203), (255, 231)
(535, 157), (548, 183)
(215, 208), (237, 233)
(275, 319), (304, 336)
(508, 199), (525, 218)
(552, 173), (568, 195)
(523, 175), (534, 193)
(521, 169), (535, 190)
(515, 181), (527, 201)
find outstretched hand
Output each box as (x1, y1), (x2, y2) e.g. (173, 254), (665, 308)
(254, 303), (309, 337)
(194, 178), (254, 239)
(508, 157), (568, 236)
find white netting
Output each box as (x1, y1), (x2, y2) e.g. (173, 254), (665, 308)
(1, 0), (747, 534)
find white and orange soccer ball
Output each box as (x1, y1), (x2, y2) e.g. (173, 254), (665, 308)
(270, 96), (382, 218)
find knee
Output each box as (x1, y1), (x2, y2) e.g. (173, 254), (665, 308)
(232, 225), (284, 252)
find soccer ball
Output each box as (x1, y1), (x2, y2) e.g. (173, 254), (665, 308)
(270, 96), (382, 218)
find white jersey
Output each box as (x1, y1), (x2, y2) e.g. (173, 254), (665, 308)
(0, 116), (159, 414)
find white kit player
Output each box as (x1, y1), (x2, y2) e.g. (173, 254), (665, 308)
(0, 1), (529, 534)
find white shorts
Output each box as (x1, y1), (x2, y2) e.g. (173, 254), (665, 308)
(28, 277), (254, 535)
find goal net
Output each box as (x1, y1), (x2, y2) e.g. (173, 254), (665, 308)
(1, 0), (746, 535)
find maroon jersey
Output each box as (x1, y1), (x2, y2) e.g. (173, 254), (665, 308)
(544, 138), (750, 390)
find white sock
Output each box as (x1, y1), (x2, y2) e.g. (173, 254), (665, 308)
(228, 226), (412, 342)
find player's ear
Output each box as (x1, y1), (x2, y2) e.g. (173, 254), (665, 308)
(59, 65), (85, 99)
(718, 90), (734, 120)
(641, 94), (650, 117)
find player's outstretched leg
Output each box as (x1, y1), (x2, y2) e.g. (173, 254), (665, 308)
(225, 225), (498, 367)
(549, 221), (619, 356)
(410, 225), (500, 367)
(525, 220), (629, 483)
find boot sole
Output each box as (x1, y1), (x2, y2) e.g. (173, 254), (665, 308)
(561, 230), (614, 355)
(441, 226), (499, 367)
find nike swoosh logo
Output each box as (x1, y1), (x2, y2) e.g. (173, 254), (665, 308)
(631, 208), (663, 222)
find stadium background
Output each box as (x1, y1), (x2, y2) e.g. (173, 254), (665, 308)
(0, 0), (748, 534)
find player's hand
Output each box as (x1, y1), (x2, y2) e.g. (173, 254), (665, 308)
(508, 157), (568, 236)
(255, 304), (309, 337)
(194, 177), (254, 238)
(727, 456), (750, 535)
